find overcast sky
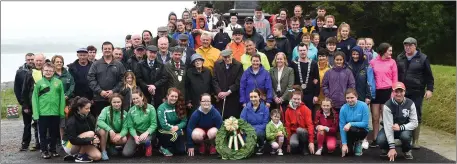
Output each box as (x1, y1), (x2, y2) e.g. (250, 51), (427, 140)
(1, 1), (195, 45)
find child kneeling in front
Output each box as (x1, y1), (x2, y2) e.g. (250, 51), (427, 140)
(123, 89), (157, 157)
(266, 109), (287, 155)
(314, 98), (338, 155)
(97, 93), (130, 160)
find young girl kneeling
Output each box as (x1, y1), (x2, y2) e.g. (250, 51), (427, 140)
(314, 98), (338, 155)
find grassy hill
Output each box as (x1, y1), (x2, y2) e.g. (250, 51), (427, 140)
(1, 65), (456, 134)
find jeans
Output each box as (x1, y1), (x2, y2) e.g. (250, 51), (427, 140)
(406, 90), (424, 123)
(256, 131), (266, 148)
(376, 128), (412, 152)
(290, 128), (309, 150)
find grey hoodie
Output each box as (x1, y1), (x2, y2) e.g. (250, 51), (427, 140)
(253, 14), (271, 42)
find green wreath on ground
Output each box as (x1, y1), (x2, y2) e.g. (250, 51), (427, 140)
(216, 117), (257, 160)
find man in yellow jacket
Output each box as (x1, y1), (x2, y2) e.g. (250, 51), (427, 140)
(196, 32), (220, 74)
(240, 39), (271, 71)
(32, 63), (65, 159)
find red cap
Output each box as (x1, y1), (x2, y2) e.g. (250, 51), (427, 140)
(392, 82), (406, 90)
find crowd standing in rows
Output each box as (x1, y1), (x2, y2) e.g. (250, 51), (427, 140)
(14, 3), (434, 162)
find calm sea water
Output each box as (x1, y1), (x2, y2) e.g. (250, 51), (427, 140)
(1, 52), (103, 82)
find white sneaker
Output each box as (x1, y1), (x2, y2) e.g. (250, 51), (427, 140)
(362, 139), (369, 150)
(315, 147), (323, 156)
(277, 149), (283, 156)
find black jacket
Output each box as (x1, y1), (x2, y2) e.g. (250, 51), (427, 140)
(63, 113), (97, 145)
(126, 55), (143, 73)
(68, 59), (93, 100)
(20, 68), (40, 109)
(318, 26), (338, 49)
(243, 27), (265, 50)
(14, 63), (32, 104)
(185, 67), (217, 112)
(260, 47), (279, 66)
(87, 58), (126, 101)
(347, 57), (371, 101)
(151, 36), (178, 48)
(212, 31), (231, 51)
(275, 36), (292, 61)
(136, 59), (167, 107)
(286, 30), (303, 53)
(396, 50), (434, 93)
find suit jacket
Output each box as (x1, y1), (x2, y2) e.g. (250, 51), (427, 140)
(269, 66), (295, 101)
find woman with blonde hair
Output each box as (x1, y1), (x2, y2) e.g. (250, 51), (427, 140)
(336, 23), (356, 62)
(269, 52), (294, 119)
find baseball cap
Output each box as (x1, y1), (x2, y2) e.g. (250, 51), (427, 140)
(146, 45), (158, 52)
(392, 82), (406, 90)
(266, 34), (275, 41)
(77, 48), (88, 53)
(178, 34), (189, 40)
(157, 26), (168, 32)
(245, 17), (254, 23)
(403, 37), (417, 45)
(232, 28), (244, 35)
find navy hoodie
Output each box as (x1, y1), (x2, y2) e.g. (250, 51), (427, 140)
(337, 37), (357, 62)
(186, 106), (223, 148)
(347, 46), (371, 101)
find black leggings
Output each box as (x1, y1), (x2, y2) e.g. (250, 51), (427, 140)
(159, 132), (185, 155)
(346, 127), (368, 155)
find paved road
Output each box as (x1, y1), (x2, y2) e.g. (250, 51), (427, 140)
(2, 119), (455, 163)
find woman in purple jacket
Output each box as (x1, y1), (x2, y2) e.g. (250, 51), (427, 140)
(322, 51), (356, 113)
(240, 54), (274, 108)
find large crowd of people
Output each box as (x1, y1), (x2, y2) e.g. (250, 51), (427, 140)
(13, 3), (434, 163)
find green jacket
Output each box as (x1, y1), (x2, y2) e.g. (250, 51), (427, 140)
(97, 106), (130, 137)
(157, 102), (187, 132)
(32, 77), (65, 120)
(266, 120), (287, 143)
(128, 104), (157, 136)
(54, 68), (75, 98)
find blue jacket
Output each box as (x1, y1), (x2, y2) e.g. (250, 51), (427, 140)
(239, 66), (274, 104)
(240, 102), (270, 134)
(336, 37), (357, 62)
(172, 32), (195, 49)
(292, 43), (318, 62)
(186, 106), (223, 148)
(339, 100), (369, 145)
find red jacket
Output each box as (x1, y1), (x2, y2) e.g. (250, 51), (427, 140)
(314, 109), (339, 137)
(285, 102), (314, 143)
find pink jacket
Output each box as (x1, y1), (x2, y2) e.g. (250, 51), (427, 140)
(369, 56), (398, 89)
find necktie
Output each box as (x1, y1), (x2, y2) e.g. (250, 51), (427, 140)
(175, 62), (180, 69)
(149, 61), (154, 68)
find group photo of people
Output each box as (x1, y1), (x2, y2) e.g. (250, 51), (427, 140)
(13, 3), (435, 163)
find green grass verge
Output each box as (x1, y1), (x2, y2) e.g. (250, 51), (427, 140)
(1, 65), (455, 134)
(422, 65), (456, 134)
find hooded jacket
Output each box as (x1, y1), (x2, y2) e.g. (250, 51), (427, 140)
(172, 32), (195, 49)
(87, 58), (126, 101)
(193, 15), (209, 49)
(239, 66), (274, 104)
(369, 55), (398, 90)
(347, 46), (374, 101)
(186, 106), (223, 148)
(68, 59), (93, 99)
(339, 100), (369, 145)
(285, 102), (314, 143)
(274, 35), (292, 61)
(243, 27), (266, 50)
(128, 104), (157, 136)
(336, 37), (357, 62)
(54, 68), (75, 98)
(97, 106), (130, 137)
(63, 113), (97, 145)
(212, 30), (231, 51)
(253, 13), (271, 42)
(14, 63), (32, 104)
(32, 77), (65, 120)
(322, 66), (356, 109)
(240, 102), (270, 134)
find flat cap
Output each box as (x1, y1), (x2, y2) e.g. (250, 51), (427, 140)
(146, 45), (158, 52)
(157, 26), (168, 32)
(220, 49), (233, 57)
(403, 37), (417, 45)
